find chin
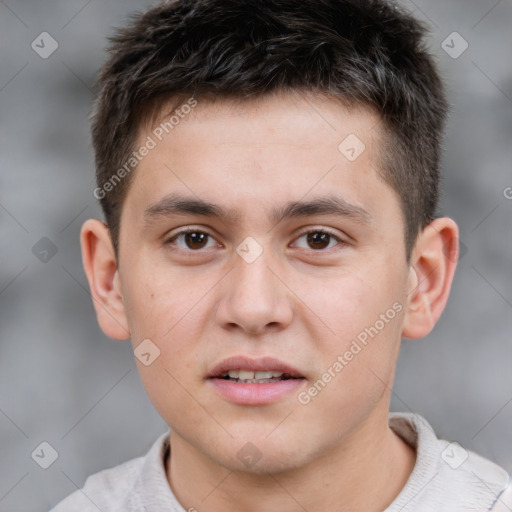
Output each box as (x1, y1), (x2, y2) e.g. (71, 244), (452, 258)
(210, 436), (316, 476)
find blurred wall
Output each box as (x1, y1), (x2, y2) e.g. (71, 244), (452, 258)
(1, 0), (511, 509)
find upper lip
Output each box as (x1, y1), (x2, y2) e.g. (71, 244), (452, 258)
(208, 355), (304, 378)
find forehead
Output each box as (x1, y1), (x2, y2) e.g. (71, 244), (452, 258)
(148, 91), (380, 149)
(122, 92), (400, 231)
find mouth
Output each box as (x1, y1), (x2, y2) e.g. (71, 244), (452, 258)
(216, 369), (302, 384)
(208, 355), (304, 382)
(207, 356), (306, 405)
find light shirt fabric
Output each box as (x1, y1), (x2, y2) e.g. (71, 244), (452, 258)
(49, 412), (511, 511)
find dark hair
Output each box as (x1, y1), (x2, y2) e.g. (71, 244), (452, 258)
(91, 0), (448, 262)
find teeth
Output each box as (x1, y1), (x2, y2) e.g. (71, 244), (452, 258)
(222, 369), (286, 380)
(255, 371), (273, 379)
(238, 378), (282, 383)
(238, 370), (254, 380)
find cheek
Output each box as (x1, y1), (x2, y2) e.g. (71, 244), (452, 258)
(123, 269), (208, 423)
(306, 265), (402, 342)
(302, 264), (405, 395)
(121, 259), (205, 341)
(121, 264), (213, 384)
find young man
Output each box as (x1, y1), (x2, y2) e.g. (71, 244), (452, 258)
(51, 0), (510, 510)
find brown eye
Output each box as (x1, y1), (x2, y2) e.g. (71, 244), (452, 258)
(183, 231), (208, 250)
(167, 230), (218, 251)
(306, 232), (331, 250)
(293, 229), (342, 251)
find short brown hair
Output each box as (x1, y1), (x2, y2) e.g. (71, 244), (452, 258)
(91, 0), (448, 262)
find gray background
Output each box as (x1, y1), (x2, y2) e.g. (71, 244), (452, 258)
(1, 0), (511, 510)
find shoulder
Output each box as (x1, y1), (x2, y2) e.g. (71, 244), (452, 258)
(449, 447), (510, 511)
(49, 456), (144, 511)
(492, 483), (512, 511)
(388, 413), (510, 512)
(49, 432), (170, 512)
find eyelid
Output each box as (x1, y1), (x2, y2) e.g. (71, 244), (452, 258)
(293, 226), (342, 239)
(290, 226), (346, 249)
(165, 225), (348, 253)
(165, 226), (221, 248)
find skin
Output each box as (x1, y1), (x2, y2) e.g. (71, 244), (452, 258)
(81, 91), (459, 511)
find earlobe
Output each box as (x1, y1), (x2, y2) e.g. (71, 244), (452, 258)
(402, 217), (459, 339)
(80, 219), (130, 340)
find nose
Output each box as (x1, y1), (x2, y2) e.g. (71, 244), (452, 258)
(215, 246), (293, 336)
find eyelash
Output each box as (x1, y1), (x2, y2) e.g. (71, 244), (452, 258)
(164, 227), (345, 254)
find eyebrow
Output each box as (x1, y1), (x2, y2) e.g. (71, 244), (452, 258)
(143, 193), (374, 227)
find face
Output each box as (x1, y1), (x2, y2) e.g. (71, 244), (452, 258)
(116, 92), (412, 473)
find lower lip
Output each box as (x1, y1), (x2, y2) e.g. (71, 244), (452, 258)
(208, 378), (305, 405)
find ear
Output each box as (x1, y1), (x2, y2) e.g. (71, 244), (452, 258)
(80, 218), (130, 340)
(402, 217), (459, 339)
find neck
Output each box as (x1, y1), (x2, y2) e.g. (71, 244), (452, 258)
(166, 409), (416, 512)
